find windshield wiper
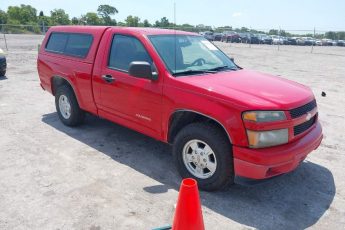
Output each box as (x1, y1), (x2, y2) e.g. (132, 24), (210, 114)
(172, 69), (216, 76)
(208, 65), (237, 72)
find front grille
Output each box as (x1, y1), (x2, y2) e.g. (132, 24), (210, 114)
(290, 100), (317, 118)
(294, 115), (316, 136)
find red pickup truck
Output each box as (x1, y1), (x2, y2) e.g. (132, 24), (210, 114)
(37, 26), (323, 191)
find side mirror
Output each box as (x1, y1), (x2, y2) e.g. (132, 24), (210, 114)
(230, 57), (235, 62)
(129, 61), (157, 80)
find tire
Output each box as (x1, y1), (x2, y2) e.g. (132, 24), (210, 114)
(0, 70), (5, 77)
(173, 122), (234, 191)
(55, 85), (85, 126)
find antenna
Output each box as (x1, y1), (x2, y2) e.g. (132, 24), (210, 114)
(174, 2), (177, 73)
(174, 2), (176, 27)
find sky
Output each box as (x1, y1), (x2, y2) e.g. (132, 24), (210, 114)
(2, 0), (345, 32)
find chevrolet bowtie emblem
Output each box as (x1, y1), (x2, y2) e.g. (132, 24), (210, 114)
(306, 112), (312, 121)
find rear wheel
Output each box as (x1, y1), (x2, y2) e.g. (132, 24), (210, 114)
(55, 85), (85, 126)
(173, 123), (234, 191)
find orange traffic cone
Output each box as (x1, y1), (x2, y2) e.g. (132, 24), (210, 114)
(172, 178), (205, 230)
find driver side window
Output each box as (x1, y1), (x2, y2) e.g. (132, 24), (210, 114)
(108, 35), (153, 72)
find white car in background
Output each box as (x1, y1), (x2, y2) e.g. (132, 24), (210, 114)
(271, 35), (284, 45)
(315, 40), (322, 46)
(321, 39), (333, 46)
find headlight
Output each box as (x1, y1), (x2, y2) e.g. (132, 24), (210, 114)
(243, 111), (286, 122)
(247, 129), (288, 148)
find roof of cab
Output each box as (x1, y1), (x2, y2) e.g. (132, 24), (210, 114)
(48, 26), (198, 36)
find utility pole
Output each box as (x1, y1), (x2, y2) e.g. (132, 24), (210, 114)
(311, 27), (315, 53)
(1, 25), (8, 51)
(249, 26), (252, 48)
(278, 26), (281, 51)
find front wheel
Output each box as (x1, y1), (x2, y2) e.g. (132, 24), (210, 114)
(0, 70), (5, 77)
(173, 123), (234, 191)
(55, 85), (85, 126)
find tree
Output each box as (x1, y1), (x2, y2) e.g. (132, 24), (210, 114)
(155, 17), (171, 28)
(337, 31), (345, 40)
(50, 9), (70, 25)
(117, 21), (126, 26)
(39, 11), (44, 17)
(80, 12), (102, 25)
(0, 10), (8, 24)
(216, 26), (232, 32)
(97, 4), (118, 25)
(7, 4), (37, 24)
(38, 15), (51, 31)
(240, 27), (249, 32)
(179, 23), (195, 31)
(125, 15), (140, 27)
(279, 30), (287, 36)
(268, 29), (279, 35)
(71, 17), (79, 25)
(142, 19), (151, 27)
(325, 31), (337, 40)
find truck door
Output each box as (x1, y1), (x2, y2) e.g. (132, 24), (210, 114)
(94, 32), (163, 138)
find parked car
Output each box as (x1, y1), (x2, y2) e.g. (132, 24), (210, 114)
(296, 37), (305, 46)
(296, 37), (314, 46)
(221, 31), (240, 43)
(336, 40), (345, 46)
(304, 37), (316, 46)
(315, 40), (322, 46)
(38, 26), (323, 191)
(285, 37), (297, 45)
(239, 33), (260, 44)
(238, 33), (246, 42)
(202, 31), (215, 41)
(281, 37), (290, 45)
(213, 33), (223, 41)
(321, 39), (333, 46)
(288, 37), (297, 45)
(258, 34), (273, 44)
(0, 54), (6, 77)
(271, 35), (284, 45)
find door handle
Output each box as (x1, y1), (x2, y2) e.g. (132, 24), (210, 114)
(102, 74), (115, 83)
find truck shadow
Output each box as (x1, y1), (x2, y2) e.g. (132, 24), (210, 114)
(42, 113), (335, 229)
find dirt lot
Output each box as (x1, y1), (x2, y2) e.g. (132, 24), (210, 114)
(0, 34), (344, 230)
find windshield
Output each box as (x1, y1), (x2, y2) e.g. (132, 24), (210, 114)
(148, 35), (238, 76)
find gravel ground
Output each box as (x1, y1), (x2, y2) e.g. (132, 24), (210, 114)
(0, 34), (344, 230)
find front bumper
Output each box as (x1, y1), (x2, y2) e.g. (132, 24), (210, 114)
(233, 121), (323, 179)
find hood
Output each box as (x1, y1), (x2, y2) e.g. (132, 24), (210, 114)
(177, 69), (314, 110)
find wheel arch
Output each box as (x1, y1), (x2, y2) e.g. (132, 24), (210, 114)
(50, 75), (83, 108)
(51, 75), (74, 95)
(167, 109), (232, 145)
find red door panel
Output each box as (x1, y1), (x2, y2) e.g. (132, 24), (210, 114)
(94, 31), (163, 137)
